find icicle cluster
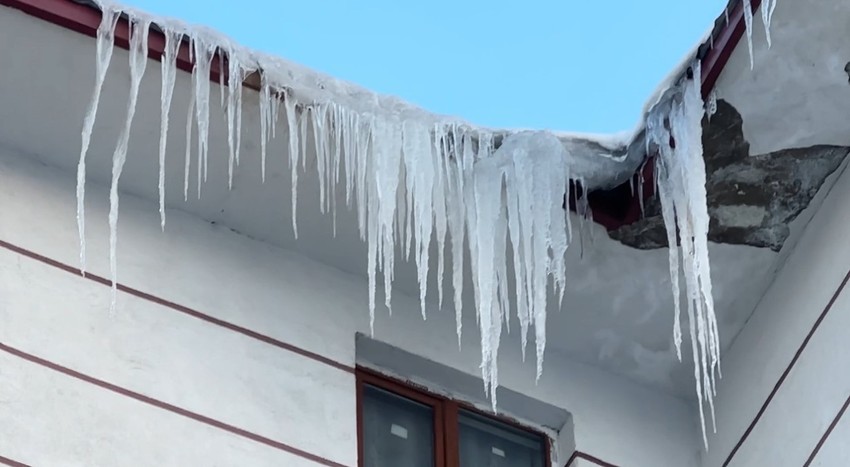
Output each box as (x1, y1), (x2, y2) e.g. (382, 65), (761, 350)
(471, 132), (576, 403)
(648, 61), (719, 448)
(741, 0), (779, 68)
(75, 1), (588, 407)
(76, 0), (773, 421)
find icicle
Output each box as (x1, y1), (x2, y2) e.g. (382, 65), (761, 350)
(469, 131), (570, 395)
(471, 155), (504, 408)
(760, 1), (771, 47)
(432, 127), (449, 310)
(402, 120), (436, 320)
(742, 0), (755, 69)
(706, 88), (718, 121)
(446, 128), (468, 349)
(653, 143), (683, 361)
(183, 78), (196, 202)
(283, 92), (300, 238)
(650, 61), (719, 447)
(77, 8), (119, 275)
(108, 16), (151, 313)
(192, 36), (216, 197)
(374, 119), (403, 316)
(762, 0), (778, 48)
(313, 105), (330, 215)
(226, 46), (246, 189)
(259, 72), (272, 183)
(158, 27), (181, 230)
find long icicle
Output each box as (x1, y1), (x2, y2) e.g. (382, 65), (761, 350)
(76, 8), (119, 275)
(742, 0), (755, 69)
(192, 37), (216, 199)
(108, 16), (151, 313)
(183, 76), (196, 202)
(158, 27), (182, 230)
(651, 61), (718, 447)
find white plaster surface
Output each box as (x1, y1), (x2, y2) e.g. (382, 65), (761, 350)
(810, 413), (850, 466)
(704, 159), (850, 466)
(716, 0), (850, 155)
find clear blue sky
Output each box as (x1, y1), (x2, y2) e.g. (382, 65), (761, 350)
(124, 0), (725, 134)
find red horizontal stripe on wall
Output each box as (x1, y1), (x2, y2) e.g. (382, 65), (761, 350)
(0, 239), (354, 375)
(0, 341), (348, 467)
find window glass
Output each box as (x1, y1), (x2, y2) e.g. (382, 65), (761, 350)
(362, 384), (435, 467)
(458, 409), (545, 467)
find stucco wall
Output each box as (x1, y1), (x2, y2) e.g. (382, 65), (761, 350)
(703, 158), (850, 466)
(0, 146), (699, 466)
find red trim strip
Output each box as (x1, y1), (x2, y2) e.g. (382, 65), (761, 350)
(0, 239), (354, 375)
(0, 341), (348, 467)
(565, 451), (619, 467)
(0, 0), (224, 82)
(0, 456), (30, 467)
(722, 267), (850, 466)
(803, 392), (850, 466)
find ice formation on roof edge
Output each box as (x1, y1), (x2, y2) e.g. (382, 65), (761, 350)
(743, 0), (779, 68)
(74, 0), (773, 444)
(649, 62), (718, 448)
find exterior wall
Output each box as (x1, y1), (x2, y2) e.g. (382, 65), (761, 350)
(714, 0), (850, 156)
(0, 145), (700, 465)
(704, 159), (850, 466)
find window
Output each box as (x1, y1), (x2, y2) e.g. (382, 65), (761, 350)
(357, 369), (550, 467)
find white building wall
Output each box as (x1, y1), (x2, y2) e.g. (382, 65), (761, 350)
(704, 159), (850, 466)
(0, 145), (699, 466)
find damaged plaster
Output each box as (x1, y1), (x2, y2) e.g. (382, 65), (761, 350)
(610, 99), (849, 251)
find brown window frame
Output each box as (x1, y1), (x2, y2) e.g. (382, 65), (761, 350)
(356, 367), (552, 467)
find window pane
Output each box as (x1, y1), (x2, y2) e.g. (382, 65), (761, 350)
(362, 385), (435, 467)
(459, 410), (546, 467)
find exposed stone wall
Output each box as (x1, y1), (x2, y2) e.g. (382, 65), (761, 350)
(610, 99), (849, 251)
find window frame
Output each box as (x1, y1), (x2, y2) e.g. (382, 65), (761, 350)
(356, 367), (552, 467)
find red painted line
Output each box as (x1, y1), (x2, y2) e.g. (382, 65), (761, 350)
(0, 239), (354, 375)
(0, 341), (349, 467)
(803, 392), (850, 466)
(722, 267), (850, 466)
(565, 451), (619, 467)
(0, 455), (30, 467)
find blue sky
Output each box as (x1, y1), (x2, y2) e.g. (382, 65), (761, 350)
(124, 0), (725, 134)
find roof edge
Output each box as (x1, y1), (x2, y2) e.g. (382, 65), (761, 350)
(0, 0), (760, 231)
